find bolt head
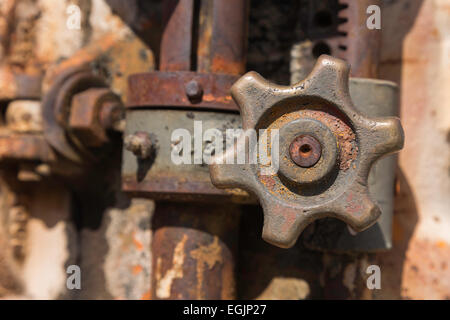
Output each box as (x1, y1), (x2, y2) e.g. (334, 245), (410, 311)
(69, 88), (111, 147)
(100, 101), (125, 131)
(185, 80), (203, 103)
(289, 135), (322, 168)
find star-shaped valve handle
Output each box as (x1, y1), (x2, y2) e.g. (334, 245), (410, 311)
(209, 55), (404, 248)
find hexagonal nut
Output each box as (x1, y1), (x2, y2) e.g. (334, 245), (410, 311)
(69, 88), (122, 147)
(100, 100), (125, 131)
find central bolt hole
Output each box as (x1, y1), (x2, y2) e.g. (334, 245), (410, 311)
(300, 144), (312, 154)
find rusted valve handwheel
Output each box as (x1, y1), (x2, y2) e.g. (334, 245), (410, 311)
(210, 55), (404, 248)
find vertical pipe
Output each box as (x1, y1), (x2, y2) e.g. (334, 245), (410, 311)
(160, 0), (194, 71)
(197, 0), (249, 75)
(151, 203), (239, 299)
(151, 0), (248, 300)
(339, 0), (381, 78)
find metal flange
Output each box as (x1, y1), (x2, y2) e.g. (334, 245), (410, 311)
(209, 55), (404, 248)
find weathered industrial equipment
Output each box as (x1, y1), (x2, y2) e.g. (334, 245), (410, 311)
(289, 0), (396, 253)
(121, 0), (405, 300)
(303, 77), (400, 252)
(0, 48), (130, 176)
(298, 0), (382, 79)
(209, 55), (404, 248)
(0, 26), (155, 298)
(0, 0), (446, 301)
(42, 66), (124, 168)
(123, 0), (248, 201)
(123, 0), (249, 299)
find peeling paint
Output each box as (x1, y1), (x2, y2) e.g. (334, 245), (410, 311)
(342, 262), (357, 294)
(155, 234), (187, 299)
(190, 236), (223, 299)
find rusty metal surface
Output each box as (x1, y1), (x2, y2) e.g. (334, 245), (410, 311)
(78, 198), (153, 300)
(0, 173), (76, 299)
(0, 0), (43, 101)
(122, 109), (252, 203)
(37, 32), (153, 163)
(0, 0), (446, 302)
(0, 66), (42, 101)
(278, 116), (341, 187)
(289, 135), (322, 168)
(285, 0), (381, 80)
(0, 31), (151, 176)
(159, 0), (248, 75)
(99, 100), (125, 131)
(42, 67), (106, 164)
(104, 0), (163, 58)
(43, 32), (155, 102)
(123, 176), (251, 203)
(197, 0), (249, 75)
(160, 0), (194, 71)
(303, 77), (400, 252)
(0, 134), (55, 162)
(69, 88), (123, 148)
(42, 66), (124, 165)
(127, 0), (250, 302)
(0, 0), (159, 300)
(127, 71), (239, 111)
(127, 0), (247, 114)
(237, 204), (322, 300)
(375, 0), (450, 299)
(337, 0), (381, 78)
(151, 202), (239, 299)
(210, 55), (404, 248)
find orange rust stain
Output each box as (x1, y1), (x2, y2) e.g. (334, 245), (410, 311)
(141, 291), (151, 300)
(0, 65), (19, 99)
(203, 94), (233, 104)
(392, 215), (404, 245)
(155, 234), (188, 299)
(436, 241), (447, 249)
(132, 232), (143, 251)
(46, 34), (119, 82)
(273, 109), (357, 171)
(132, 265), (143, 275)
(190, 237), (223, 300)
(401, 239), (450, 299)
(259, 175), (276, 190)
(395, 178), (401, 195)
(211, 56), (244, 75)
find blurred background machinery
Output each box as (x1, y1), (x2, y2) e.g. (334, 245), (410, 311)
(0, 0), (448, 300)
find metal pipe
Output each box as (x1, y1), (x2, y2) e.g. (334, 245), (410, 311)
(338, 0), (381, 78)
(149, 0), (249, 300)
(197, 0), (249, 75)
(151, 203), (240, 299)
(160, 0), (194, 71)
